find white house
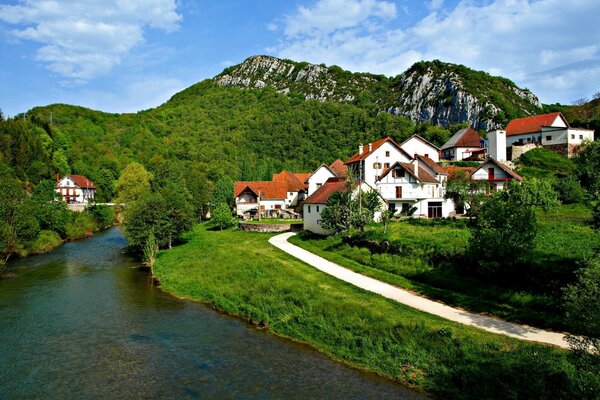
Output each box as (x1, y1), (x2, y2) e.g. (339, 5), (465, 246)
(303, 178), (385, 235)
(272, 170), (310, 209)
(441, 127), (484, 161)
(376, 157), (454, 218)
(55, 174), (96, 204)
(234, 181), (287, 217)
(345, 137), (412, 187)
(305, 159), (347, 197)
(470, 158), (523, 191)
(504, 112), (594, 158)
(399, 134), (441, 162)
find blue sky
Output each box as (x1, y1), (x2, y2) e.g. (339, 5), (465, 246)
(1, 0), (599, 116)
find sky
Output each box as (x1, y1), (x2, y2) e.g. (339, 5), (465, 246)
(0, 0), (599, 117)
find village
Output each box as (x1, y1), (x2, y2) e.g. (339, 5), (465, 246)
(233, 111), (594, 234)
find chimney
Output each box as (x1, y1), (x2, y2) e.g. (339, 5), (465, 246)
(413, 157), (419, 178)
(359, 144), (364, 155)
(368, 143), (372, 152)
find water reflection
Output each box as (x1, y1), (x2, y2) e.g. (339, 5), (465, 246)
(0, 227), (424, 399)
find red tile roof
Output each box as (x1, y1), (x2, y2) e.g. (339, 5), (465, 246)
(234, 181), (287, 200)
(58, 174), (97, 189)
(345, 137), (411, 164)
(417, 155), (446, 175)
(475, 158), (523, 182)
(442, 127), (481, 149)
(441, 166), (476, 178)
(379, 162), (439, 184)
(329, 159), (348, 177)
(272, 170), (309, 192)
(505, 112), (568, 137)
(303, 177), (346, 204)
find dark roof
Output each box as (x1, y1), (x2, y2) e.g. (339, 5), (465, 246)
(505, 112), (568, 137)
(345, 137), (411, 164)
(472, 158), (523, 182)
(416, 155), (447, 175)
(58, 174), (97, 189)
(303, 178), (346, 204)
(441, 127), (481, 150)
(379, 161), (439, 184)
(234, 181), (287, 200)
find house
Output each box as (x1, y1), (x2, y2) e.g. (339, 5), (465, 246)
(376, 156), (454, 218)
(345, 137), (412, 187)
(234, 181), (287, 217)
(503, 112), (594, 158)
(305, 159), (348, 197)
(55, 174), (96, 204)
(470, 158), (523, 191)
(303, 177), (385, 235)
(399, 134), (441, 162)
(441, 127), (485, 161)
(234, 170), (310, 218)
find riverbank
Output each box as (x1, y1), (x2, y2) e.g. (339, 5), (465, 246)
(153, 224), (599, 399)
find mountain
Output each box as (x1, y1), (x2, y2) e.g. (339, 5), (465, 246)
(215, 55), (542, 130)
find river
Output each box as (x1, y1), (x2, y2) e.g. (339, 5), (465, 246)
(0, 227), (424, 399)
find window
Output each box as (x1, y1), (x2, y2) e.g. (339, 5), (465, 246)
(546, 135), (552, 141)
(388, 203), (396, 212)
(580, 134), (584, 139)
(427, 202), (442, 218)
(308, 205), (311, 213)
(275, 204), (281, 210)
(373, 162), (382, 169)
(384, 163), (390, 169)
(571, 134), (575, 139)
(456, 204), (465, 214)
(316, 206), (320, 212)
(401, 203), (410, 213)
(424, 153), (429, 158)
(317, 219), (322, 225)
(395, 186), (402, 198)
(316, 183), (322, 189)
(518, 139), (524, 144)
(392, 168), (405, 178)
(385, 151), (390, 157)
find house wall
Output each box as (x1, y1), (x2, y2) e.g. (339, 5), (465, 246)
(307, 166), (336, 196)
(442, 147), (474, 161)
(377, 170), (443, 200)
(303, 203), (329, 235)
(471, 162), (514, 189)
(55, 177), (95, 203)
(400, 137), (440, 162)
(565, 128), (594, 145)
(387, 198), (454, 218)
(362, 142), (410, 186)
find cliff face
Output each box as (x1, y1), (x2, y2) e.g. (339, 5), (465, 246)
(215, 55), (542, 130)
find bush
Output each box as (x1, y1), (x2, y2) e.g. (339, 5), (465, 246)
(519, 148), (575, 178)
(211, 203), (237, 230)
(65, 212), (96, 240)
(85, 204), (115, 229)
(554, 176), (585, 204)
(28, 230), (62, 254)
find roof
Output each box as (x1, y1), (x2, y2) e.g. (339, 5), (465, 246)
(441, 127), (481, 150)
(400, 134), (440, 151)
(329, 159), (348, 177)
(272, 170), (309, 192)
(416, 155), (447, 175)
(303, 178), (347, 204)
(234, 181), (287, 200)
(472, 158), (523, 182)
(345, 137), (411, 164)
(379, 161), (439, 184)
(58, 174), (97, 189)
(505, 112), (568, 137)
(442, 166), (477, 178)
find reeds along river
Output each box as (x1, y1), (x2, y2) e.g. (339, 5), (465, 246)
(0, 227), (424, 399)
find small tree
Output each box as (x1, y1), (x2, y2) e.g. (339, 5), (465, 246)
(362, 189), (382, 219)
(143, 231), (159, 271)
(115, 162), (152, 205)
(211, 203), (237, 230)
(444, 170), (487, 220)
(211, 177), (235, 209)
(380, 210), (394, 234)
(563, 257), (600, 353)
(320, 191), (353, 235)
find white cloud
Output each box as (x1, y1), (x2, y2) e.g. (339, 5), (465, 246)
(272, 0), (600, 103)
(0, 0), (181, 81)
(267, 22), (278, 31)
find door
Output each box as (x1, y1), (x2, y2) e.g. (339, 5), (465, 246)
(427, 202), (442, 218)
(395, 186), (402, 199)
(488, 167), (495, 181)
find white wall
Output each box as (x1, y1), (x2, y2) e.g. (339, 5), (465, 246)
(443, 146), (477, 161)
(307, 166), (336, 196)
(471, 162), (513, 182)
(362, 142), (410, 187)
(376, 168), (443, 201)
(487, 130), (507, 162)
(566, 128), (594, 145)
(400, 137), (440, 162)
(56, 177), (95, 203)
(303, 203), (330, 235)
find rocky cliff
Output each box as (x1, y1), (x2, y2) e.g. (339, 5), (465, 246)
(215, 55), (542, 130)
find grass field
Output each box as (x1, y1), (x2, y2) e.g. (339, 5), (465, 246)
(242, 218), (303, 225)
(154, 224), (598, 399)
(289, 204), (599, 333)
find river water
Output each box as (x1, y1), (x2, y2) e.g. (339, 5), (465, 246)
(0, 227), (424, 399)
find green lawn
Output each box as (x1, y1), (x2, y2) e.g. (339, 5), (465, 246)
(290, 204), (599, 333)
(154, 224), (598, 399)
(242, 218), (303, 225)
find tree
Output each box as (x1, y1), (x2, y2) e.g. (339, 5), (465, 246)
(444, 170), (487, 220)
(468, 188), (537, 275)
(362, 189), (382, 219)
(211, 203), (237, 230)
(211, 176), (235, 209)
(320, 191), (353, 235)
(31, 179), (71, 236)
(563, 257), (600, 353)
(575, 140), (600, 191)
(115, 162), (151, 205)
(142, 231), (159, 271)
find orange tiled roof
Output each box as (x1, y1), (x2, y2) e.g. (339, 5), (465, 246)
(272, 170), (309, 192)
(379, 162), (439, 184)
(234, 181), (287, 200)
(417, 155), (446, 175)
(329, 159), (348, 177)
(303, 177), (346, 204)
(442, 166), (476, 178)
(505, 112), (567, 137)
(57, 174), (97, 189)
(345, 137), (411, 164)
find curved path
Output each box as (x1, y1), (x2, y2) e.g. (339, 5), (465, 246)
(269, 232), (570, 349)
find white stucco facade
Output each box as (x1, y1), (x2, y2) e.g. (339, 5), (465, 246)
(349, 141), (410, 187)
(400, 136), (440, 162)
(55, 176), (96, 204)
(306, 165), (336, 197)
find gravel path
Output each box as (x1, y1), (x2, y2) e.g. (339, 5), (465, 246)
(269, 232), (570, 349)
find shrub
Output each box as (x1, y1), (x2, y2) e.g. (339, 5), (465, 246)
(554, 176), (585, 204)
(211, 203), (237, 230)
(28, 230), (62, 254)
(65, 212), (96, 240)
(85, 204), (115, 229)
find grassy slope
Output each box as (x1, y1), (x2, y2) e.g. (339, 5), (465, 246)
(154, 224), (590, 399)
(289, 205), (598, 332)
